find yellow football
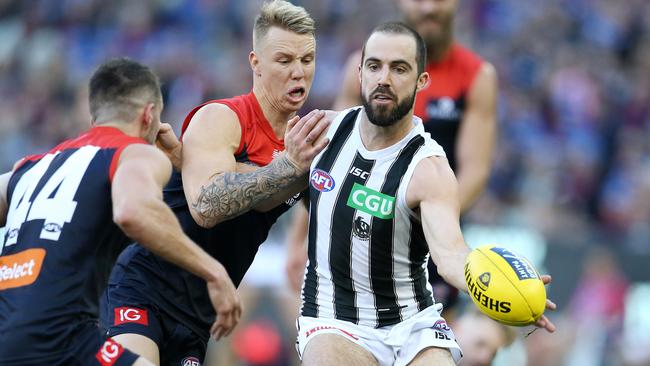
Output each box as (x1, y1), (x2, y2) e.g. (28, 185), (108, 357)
(464, 245), (546, 326)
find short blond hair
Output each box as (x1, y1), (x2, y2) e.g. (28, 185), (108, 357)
(253, 0), (315, 49)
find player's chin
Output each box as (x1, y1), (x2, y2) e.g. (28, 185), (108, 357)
(282, 96), (307, 112)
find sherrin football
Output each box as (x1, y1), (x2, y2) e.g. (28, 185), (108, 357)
(464, 245), (546, 326)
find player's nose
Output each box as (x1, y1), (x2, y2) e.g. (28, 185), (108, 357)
(376, 65), (391, 85)
(291, 61), (305, 79)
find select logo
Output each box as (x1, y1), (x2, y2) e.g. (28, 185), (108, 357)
(310, 169), (335, 192)
(0, 248), (46, 290)
(346, 183), (395, 219)
(114, 307), (149, 326)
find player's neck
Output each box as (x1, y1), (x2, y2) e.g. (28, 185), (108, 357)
(359, 110), (414, 151)
(427, 36), (453, 63)
(92, 121), (138, 138)
(253, 88), (296, 139)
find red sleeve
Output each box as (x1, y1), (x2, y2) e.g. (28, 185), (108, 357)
(180, 99), (246, 156)
(108, 139), (148, 183)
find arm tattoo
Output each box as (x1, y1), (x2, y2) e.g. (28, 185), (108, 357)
(191, 155), (301, 227)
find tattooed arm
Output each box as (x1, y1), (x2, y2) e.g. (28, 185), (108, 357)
(182, 104), (329, 228)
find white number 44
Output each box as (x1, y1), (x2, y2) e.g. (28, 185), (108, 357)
(2, 146), (100, 254)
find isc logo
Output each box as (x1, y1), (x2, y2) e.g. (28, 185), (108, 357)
(349, 167), (369, 179)
(310, 169), (335, 192)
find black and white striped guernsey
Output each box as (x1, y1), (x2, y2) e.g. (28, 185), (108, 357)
(301, 107), (446, 328)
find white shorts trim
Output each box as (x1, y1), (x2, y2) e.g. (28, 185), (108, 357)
(296, 305), (462, 366)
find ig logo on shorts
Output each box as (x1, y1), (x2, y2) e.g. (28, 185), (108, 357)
(114, 307), (149, 326)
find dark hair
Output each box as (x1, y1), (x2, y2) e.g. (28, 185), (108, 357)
(89, 58), (161, 123)
(361, 22), (427, 75)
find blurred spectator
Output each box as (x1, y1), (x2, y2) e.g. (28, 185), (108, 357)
(565, 246), (629, 366)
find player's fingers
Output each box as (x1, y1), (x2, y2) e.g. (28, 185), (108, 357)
(296, 110), (325, 139)
(540, 274), (552, 285)
(537, 315), (556, 333)
(286, 116), (301, 132)
(546, 299), (557, 310)
(210, 321), (221, 340)
(290, 110), (318, 136)
(310, 137), (330, 156)
(304, 118), (331, 144)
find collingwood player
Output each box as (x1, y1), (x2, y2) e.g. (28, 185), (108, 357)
(297, 23), (555, 366)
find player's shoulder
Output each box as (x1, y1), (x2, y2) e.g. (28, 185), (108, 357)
(181, 93), (252, 138)
(334, 106), (363, 121)
(327, 106), (362, 134)
(410, 154), (457, 199)
(450, 43), (484, 68)
(115, 143), (171, 182)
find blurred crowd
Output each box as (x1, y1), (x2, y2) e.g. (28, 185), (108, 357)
(1, 0), (648, 246)
(0, 0), (648, 365)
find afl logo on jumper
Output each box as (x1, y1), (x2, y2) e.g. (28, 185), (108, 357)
(310, 169), (335, 192)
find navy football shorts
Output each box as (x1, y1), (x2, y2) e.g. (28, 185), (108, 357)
(102, 283), (207, 366)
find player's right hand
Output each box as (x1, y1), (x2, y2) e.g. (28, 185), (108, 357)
(284, 109), (330, 173)
(155, 123), (182, 171)
(206, 267), (243, 341)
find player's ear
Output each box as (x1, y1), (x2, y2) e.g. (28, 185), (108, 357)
(249, 51), (261, 77)
(142, 103), (155, 129)
(416, 71), (429, 92)
(357, 63), (362, 85)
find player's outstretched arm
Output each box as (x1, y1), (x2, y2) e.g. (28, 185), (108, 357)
(408, 156), (470, 292)
(455, 62), (498, 213)
(0, 171), (11, 227)
(112, 144), (242, 339)
(182, 104), (329, 228)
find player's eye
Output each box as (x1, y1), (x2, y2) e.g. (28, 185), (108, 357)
(367, 63), (379, 71)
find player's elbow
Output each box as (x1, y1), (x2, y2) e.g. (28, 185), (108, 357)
(436, 262), (466, 292)
(113, 204), (145, 237)
(188, 207), (220, 229)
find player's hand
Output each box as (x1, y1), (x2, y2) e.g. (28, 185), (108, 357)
(534, 274), (557, 333)
(285, 243), (308, 293)
(283, 110), (330, 173)
(155, 123), (182, 171)
(206, 267), (243, 341)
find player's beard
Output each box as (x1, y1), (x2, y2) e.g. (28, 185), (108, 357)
(405, 13), (453, 51)
(363, 86), (416, 127)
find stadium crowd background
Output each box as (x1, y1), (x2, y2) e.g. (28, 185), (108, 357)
(0, 0), (648, 365)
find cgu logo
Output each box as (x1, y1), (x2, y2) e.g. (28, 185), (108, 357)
(95, 338), (124, 366)
(114, 307), (148, 326)
(346, 183), (395, 219)
(310, 169), (335, 192)
(349, 166), (369, 180)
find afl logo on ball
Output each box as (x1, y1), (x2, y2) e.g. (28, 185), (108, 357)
(310, 169), (335, 192)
